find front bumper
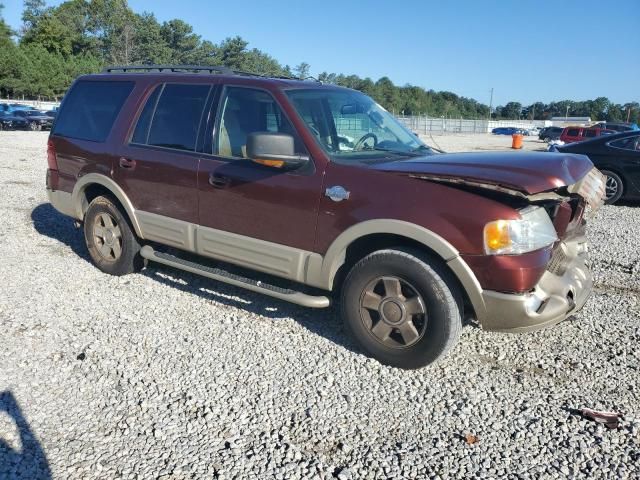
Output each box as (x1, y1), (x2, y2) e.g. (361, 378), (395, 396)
(477, 235), (592, 332)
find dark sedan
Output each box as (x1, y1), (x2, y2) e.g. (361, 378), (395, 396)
(0, 111), (29, 130)
(550, 130), (640, 204)
(12, 110), (54, 131)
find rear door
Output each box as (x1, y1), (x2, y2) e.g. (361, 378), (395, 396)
(115, 82), (212, 248)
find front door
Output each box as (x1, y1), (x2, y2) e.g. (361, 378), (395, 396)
(196, 86), (324, 279)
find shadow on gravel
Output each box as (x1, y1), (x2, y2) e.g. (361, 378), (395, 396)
(0, 391), (51, 480)
(31, 203), (91, 263)
(29, 202), (361, 355)
(143, 266), (362, 355)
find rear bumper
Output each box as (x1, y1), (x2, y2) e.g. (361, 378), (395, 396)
(476, 235), (592, 332)
(47, 188), (76, 218)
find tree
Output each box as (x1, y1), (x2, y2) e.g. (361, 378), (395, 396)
(0, 2), (13, 50)
(294, 62), (310, 79)
(500, 102), (523, 119)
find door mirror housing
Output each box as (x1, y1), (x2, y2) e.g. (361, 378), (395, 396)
(246, 132), (309, 169)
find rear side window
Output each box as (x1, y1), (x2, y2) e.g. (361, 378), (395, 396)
(132, 83), (210, 152)
(567, 128), (580, 136)
(53, 81), (134, 142)
(584, 129), (597, 138)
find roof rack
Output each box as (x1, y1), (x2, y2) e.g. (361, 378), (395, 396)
(101, 64), (315, 83)
(102, 65), (235, 75)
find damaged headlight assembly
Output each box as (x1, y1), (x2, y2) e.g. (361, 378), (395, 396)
(483, 206), (558, 255)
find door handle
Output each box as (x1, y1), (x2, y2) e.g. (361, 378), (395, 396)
(209, 173), (231, 188)
(119, 157), (136, 169)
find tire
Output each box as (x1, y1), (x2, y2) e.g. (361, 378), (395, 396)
(341, 248), (462, 369)
(28, 121), (41, 131)
(83, 195), (144, 276)
(601, 170), (624, 205)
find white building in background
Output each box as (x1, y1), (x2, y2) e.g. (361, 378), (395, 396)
(550, 116), (591, 126)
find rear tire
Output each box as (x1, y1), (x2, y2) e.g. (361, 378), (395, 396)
(84, 195), (144, 276)
(341, 248), (462, 369)
(601, 170), (624, 205)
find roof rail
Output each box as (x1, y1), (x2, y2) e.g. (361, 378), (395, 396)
(102, 65), (234, 75)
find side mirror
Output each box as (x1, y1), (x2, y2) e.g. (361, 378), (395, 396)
(246, 132), (309, 169)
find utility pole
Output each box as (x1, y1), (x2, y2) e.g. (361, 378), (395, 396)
(627, 107), (632, 123)
(488, 88), (494, 120)
(565, 104), (570, 120)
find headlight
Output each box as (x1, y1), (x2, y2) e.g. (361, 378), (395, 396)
(483, 206), (558, 255)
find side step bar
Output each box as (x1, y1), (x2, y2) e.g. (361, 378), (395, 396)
(140, 246), (331, 309)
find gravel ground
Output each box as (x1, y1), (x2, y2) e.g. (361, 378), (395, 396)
(1, 131), (639, 479)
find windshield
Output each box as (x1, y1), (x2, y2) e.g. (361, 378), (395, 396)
(286, 89), (434, 162)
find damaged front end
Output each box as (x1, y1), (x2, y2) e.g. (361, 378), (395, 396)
(411, 167), (606, 332)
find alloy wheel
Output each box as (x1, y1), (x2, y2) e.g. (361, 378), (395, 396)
(605, 175), (619, 200)
(92, 212), (123, 261)
(359, 276), (427, 348)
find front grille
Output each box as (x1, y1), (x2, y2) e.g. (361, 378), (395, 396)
(547, 246), (569, 276)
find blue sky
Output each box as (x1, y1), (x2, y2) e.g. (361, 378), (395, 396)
(2, 0), (638, 106)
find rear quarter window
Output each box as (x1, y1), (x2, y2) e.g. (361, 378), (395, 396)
(53, 80), (134, 142)
(566, 128), (580, 136)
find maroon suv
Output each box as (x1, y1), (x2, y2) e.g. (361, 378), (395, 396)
(46, 65), (605, 368)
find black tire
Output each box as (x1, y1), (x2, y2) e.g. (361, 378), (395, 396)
(83, 195), (144, 276)
(28, 121), (40, 131)
(601, 170), (624, 205)
(341, 248), (462, 369)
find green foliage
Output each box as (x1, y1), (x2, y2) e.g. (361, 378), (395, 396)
(0, 0), (637, 122)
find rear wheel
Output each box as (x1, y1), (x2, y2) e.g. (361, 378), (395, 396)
(84, 195), (144, 275)
(341, 248), (462, 369)
(601, 170), (624, 205)
(28, 121), (41, 131)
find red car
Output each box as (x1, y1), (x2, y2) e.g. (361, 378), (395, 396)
(560, 126), (616, 144)
(46, 65), (606, 368)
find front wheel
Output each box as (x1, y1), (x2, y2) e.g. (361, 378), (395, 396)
(601, 170), (624, 205)
(341, 248), (462, 369)
(84, 195), (144, 276)
(28, 121), (41, 131)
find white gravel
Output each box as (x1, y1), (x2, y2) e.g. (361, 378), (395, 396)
(1, 131), (639, 479)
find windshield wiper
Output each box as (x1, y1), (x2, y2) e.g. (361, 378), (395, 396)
(370, 147), (425, 157)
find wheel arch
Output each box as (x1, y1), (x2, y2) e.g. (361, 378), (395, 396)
(305, 220), (484, 320)
(72, 173), (143, 237)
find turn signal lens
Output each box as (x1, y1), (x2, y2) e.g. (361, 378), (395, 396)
(484, 220), (512, 251)
(254, 158), (284, 168)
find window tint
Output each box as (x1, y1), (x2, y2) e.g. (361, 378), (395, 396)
(131, 85), (161, 144)
(53, 81), (134, 142)
(216, 87), (306, 158)
(584, 129), (597, 138)
(610, 135), (640, 151)
(143, 84), (210, 152)
(567, 128), (580, 136)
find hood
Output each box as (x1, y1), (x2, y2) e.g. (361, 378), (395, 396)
(372, 151), (594, 195)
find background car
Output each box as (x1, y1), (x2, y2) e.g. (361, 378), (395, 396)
(0, 111), (29, 130)
(491, 127), (523, 135)
(12, 110), (54, 131)
(538, 126), (563, 141)
(591, 122), (639, 132)
(550, 130), (640, 204)
(559, 126), (616, 144)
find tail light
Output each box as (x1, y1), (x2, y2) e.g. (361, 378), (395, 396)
(47, 138), (58, 170)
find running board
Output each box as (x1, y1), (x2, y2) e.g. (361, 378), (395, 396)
(140, 246), (331, 308)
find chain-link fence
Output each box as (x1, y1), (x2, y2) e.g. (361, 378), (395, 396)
(397, 115), (547, 134)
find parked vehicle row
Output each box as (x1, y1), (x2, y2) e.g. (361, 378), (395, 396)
(0, 107), (55, 131)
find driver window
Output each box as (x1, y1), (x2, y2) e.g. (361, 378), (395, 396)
(215, 87), (307, 159)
